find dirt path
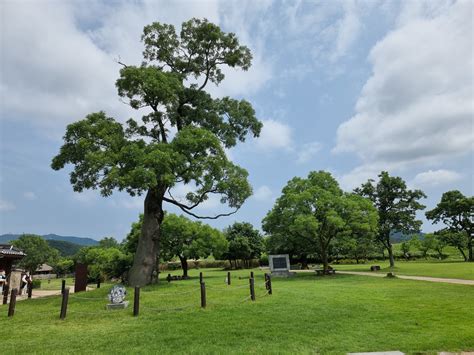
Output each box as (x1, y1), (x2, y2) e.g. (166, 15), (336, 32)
(14, 286), (95, 301)
(300, 270), (474, 285)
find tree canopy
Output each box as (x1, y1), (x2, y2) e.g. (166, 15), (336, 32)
(52, 18), (262, 285)
(12, 234), (60, 274)
(223, 222), (263, 269)
(426, 190), (473, 261)
(355, 171), (426, 268)
(263, 171), (378, 271)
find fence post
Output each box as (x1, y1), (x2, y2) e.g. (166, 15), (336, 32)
(61, 279), (66, 295)
(200, 282), (206, 308)
(133, 286), (140, 317)
(27, 282), (33, 299)
(59, 287), (69, 320)
(97, 279), (101, 289)
(2, 284), (9, 305)
(267, 274), (272, 295)
(167, 274), (171, 283)
(249, 278), (255, 301)
(250, 271), (254, 279)
(227, 271), (231, 285)
(199, 272), (203, 284)
(264, 273), (268, 290)
(8, 288), (17, 317)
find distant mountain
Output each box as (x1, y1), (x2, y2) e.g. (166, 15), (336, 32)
(0, 233), (99, 246)
(46, 240), (83, 256)
(390, 231), (426, 243)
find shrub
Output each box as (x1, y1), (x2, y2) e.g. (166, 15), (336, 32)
(31, 279), (41, 289)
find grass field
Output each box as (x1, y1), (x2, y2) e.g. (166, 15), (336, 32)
(335, 261), (474, 280)
(1, 268), (473, 354)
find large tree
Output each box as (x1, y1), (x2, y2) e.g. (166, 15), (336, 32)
(52, 19), (262, 286)
(12, 234), (60, 274)
(426, 190), (473, 261)
(355, 171), (426, 268)
(263, 171), (378, 272)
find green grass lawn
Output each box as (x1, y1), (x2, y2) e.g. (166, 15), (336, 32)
(35, 277), (75, 290)
(335, 261), (474, 280)
(1, 268), (473, 354)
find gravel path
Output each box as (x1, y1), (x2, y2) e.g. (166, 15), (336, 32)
(332, 271), (474, 285)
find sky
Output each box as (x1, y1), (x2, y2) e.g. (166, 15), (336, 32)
(0, 0), (473, 241)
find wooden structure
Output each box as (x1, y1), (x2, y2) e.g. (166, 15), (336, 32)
(0, 244), (26, 304)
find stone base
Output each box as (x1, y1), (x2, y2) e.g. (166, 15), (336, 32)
(271, 271), (296, 278)
(106, 301), (129, 310)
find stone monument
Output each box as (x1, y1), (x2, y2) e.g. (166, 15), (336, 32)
(106, 285), (129, 310)
(268, 254), (295, 277)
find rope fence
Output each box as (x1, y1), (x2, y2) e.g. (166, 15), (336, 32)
(3, 272), (274, 320)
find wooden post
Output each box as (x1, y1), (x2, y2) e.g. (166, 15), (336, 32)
(133, 286), (140, 317)
(8, 288), (17, 317)
(96, 279), (101, 289)
(264, 273), (269, 290)
(200, 282), (206, 308)
(227, 271), (231, 285)
(27, 282), (32, 299)
(199, 272), (203, 284)
(59, 287), (69, 320)
(61, 279), (66, 295)
(2, 284), (8, 305)
(249, 278), (255, 301)
(250, 271), (254, 279)
(167, 274), (171, 283)
(267, 274), (272, 295)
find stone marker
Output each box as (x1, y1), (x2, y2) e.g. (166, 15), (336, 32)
(268, 254), (296, 277)
(106, 285), (129, 310)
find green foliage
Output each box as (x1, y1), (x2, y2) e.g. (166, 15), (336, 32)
(223, 222), (263, 268)
(52, 257), (75, 276)
(98, 236), (120, 249)
(435, 229), (469, 261)
(51, 18), (262, 285)
(31, 279), (41, 289)
(263, 171), (378, 270)
(46, 240), (82, 257)
(75, 246), (132, 281)
(12, 234), (60, 273)
(426, 190), (473, 261)
(355, 171), (426, 266)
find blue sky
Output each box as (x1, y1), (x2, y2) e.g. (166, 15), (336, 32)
(1, 0), (472, 240)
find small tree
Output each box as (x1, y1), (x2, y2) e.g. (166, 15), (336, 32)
(435, 229), (469, 261)
(52, 18), (262, 286)
(12, 234), (60, 274)
(426, 190), (473, 261)
(355, 171), (426, 268)
(223, 222), (263, 269)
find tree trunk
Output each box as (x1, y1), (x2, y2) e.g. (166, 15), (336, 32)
(458, 247), (468, 261)
(388, 246), (395, 268)
(128, 187), (165, 286)
(178, 255), (188, 278)
(467, 231), (473, 262)
(321, 247), (329, 272)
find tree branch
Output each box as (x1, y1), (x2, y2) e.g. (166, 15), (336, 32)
(163, 196), (239, 219)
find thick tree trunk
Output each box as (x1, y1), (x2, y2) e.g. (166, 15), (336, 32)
(178, 255), (188, 278)
(128, 187), (165, 286)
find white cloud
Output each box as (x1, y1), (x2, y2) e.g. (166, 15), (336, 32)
(334, 1), (473, 174)
(296, 141), (322, 164)
(412, 169), (462, 188)
(256, 119), (292, 151)
(23, 192), (36, 200)
(252, 185), (273, 202)
(0, 199), (15, 211)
